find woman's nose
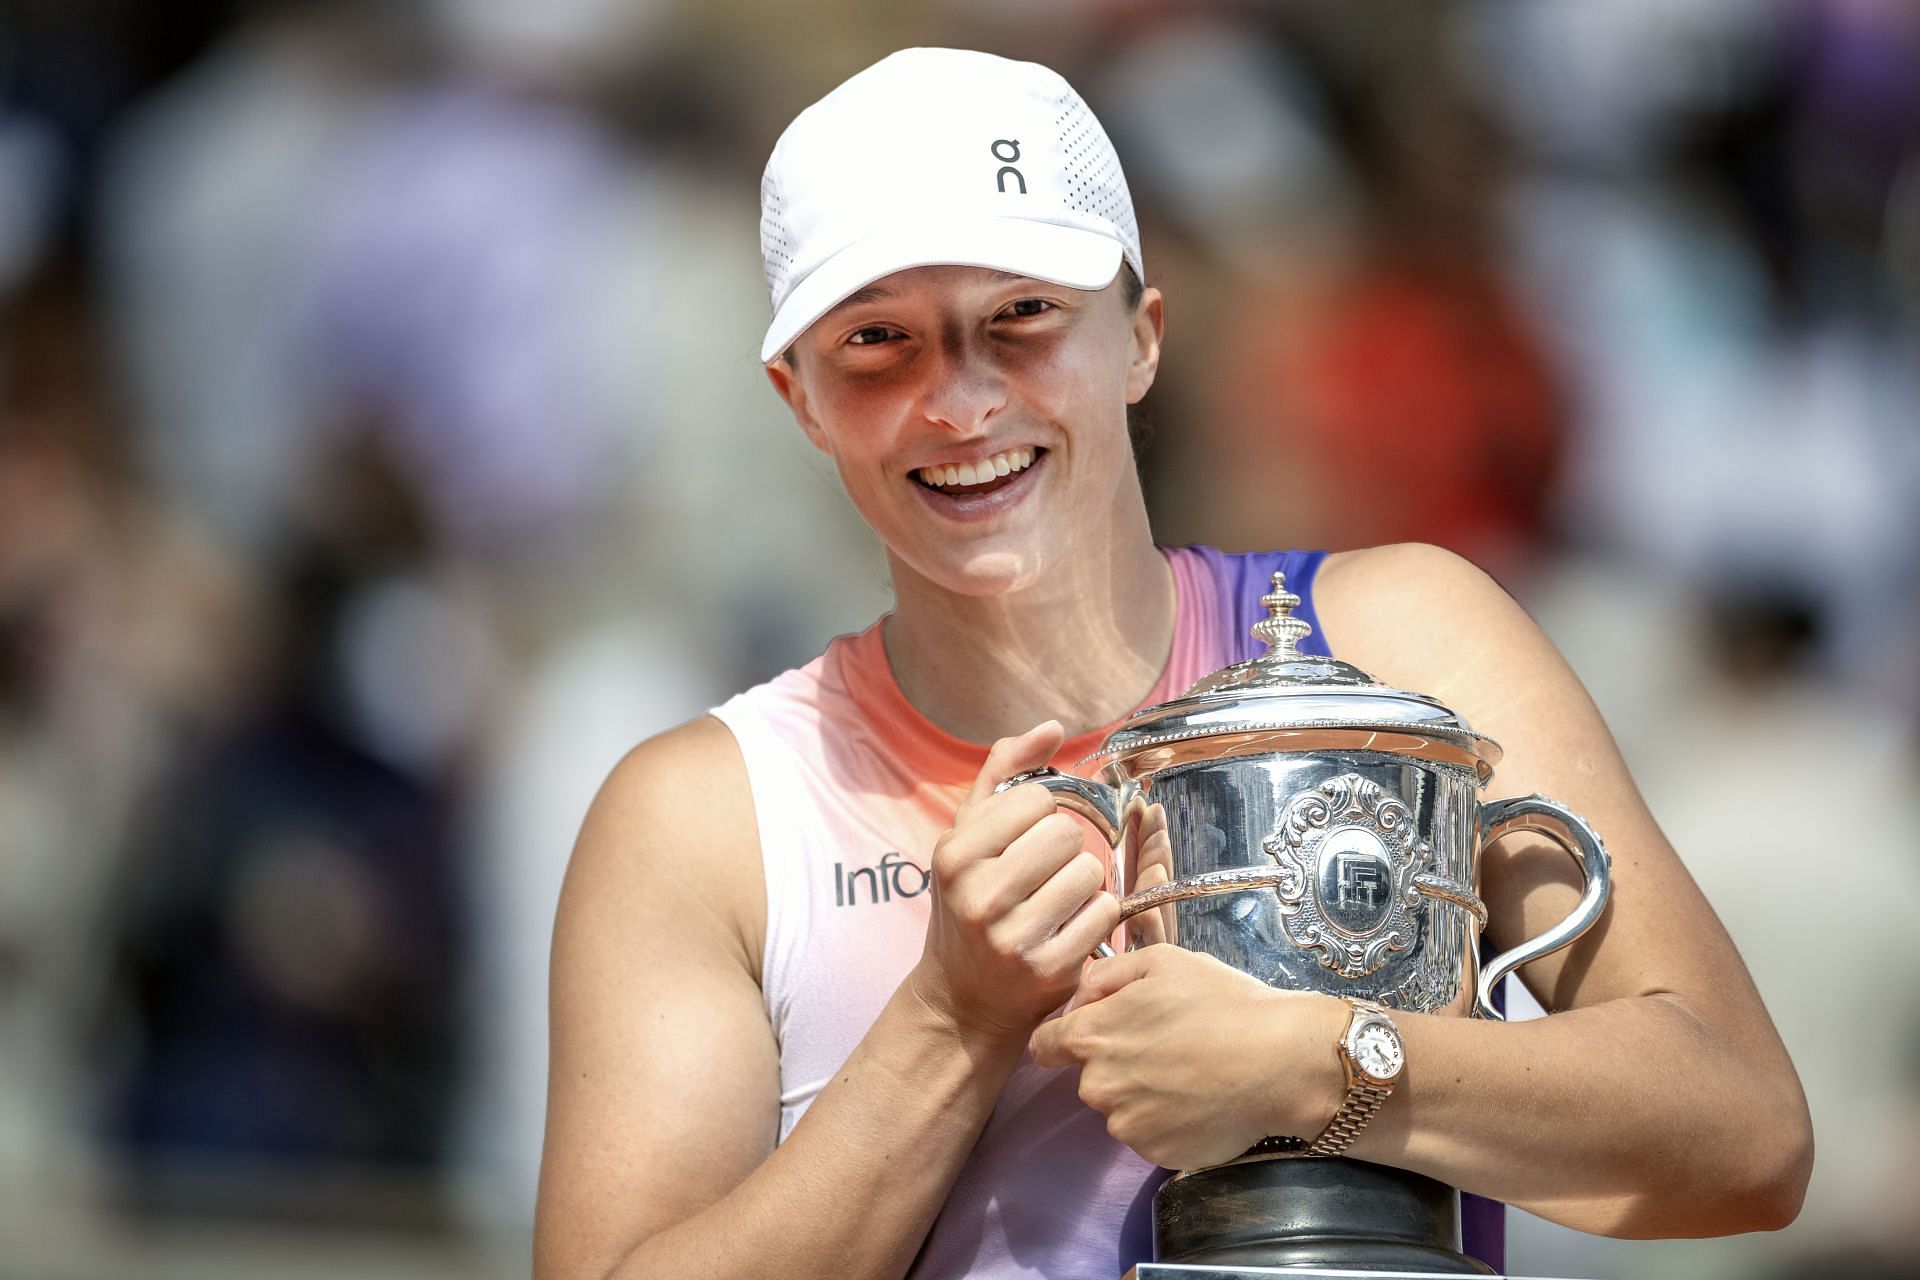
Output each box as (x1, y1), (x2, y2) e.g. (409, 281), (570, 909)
(916, 330), (1008, 434)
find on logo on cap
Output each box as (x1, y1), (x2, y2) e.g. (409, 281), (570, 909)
(992, 139), (1025, 195)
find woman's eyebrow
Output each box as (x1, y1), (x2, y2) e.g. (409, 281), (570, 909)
(823, 271), (1039, 320)
(829, 284), (894, 313)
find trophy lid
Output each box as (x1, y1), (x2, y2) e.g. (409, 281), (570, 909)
(1084, 571), (1502, 780)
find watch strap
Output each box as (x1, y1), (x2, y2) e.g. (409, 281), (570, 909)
(1305, 1080), (1392, 1156)
(1305, 997), (1400, 1157)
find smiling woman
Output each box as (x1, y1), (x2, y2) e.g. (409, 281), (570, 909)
(533, 45), (1812, 1280)
(764, 258), (1164, 614)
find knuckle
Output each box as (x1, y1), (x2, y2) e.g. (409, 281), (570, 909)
(1012, 783), (1057, 818)
(983, 919), (1024, 959)
(986, 784), (1048, 827)
(1019, 935), (1061, 975)
(1061, 1020), (1092, 1059)
(951, 891), (991, 931)
(1037, 811), (1085, 849)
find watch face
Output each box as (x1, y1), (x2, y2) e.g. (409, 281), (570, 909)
(1351, 1020), (1404, 1081)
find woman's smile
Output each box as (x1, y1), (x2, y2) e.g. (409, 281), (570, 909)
(909, 447), (1050, 523)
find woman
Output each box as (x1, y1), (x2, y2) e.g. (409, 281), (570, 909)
(533, 48), (1811, 1280)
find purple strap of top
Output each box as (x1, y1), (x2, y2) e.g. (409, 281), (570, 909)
(1206, 545), (1334, 662)
(1213, 545), (1507, 1276)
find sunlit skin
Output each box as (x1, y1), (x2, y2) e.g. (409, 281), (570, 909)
(767, 265), (1161, 600)
(767, 265), (1174, 743)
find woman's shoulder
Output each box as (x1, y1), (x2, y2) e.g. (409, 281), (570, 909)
(566, 713), (766, 979)
(1313, 542), (1547, 695)
(1317, 540), (1494, 596)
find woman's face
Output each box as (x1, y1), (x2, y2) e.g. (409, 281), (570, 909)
(766, 264), (1163, 598)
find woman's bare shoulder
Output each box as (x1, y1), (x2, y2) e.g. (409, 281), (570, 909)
(562, 713), (766, 981)
(1313, 542), (1538, 686)
(594, 714), (755, 828)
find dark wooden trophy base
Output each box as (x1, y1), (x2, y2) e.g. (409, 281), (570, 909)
(1137, 1155), (1497, 1276)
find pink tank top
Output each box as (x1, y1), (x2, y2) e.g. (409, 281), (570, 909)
(711, 546), (1330, 1278)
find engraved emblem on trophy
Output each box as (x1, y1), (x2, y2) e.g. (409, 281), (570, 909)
(1268, 773), (1430, 979)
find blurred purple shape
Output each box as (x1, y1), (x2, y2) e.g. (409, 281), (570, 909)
(1791, 0), (1920, 130)
(298, 84), (632, 553)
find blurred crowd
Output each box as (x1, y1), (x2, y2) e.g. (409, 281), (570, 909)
(2, 1), (1917, 1277)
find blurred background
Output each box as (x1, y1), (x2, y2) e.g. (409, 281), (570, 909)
(1, 0), (1917, 1276)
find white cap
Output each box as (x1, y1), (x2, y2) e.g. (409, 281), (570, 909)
(758, 47), (1144, 363)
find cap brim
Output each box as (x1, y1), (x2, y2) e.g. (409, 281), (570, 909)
(759, 216), (1124, 363)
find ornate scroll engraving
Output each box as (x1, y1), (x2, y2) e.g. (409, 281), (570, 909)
(1378, 965), (1454, 1014)
(1266, 774), (1433, 979)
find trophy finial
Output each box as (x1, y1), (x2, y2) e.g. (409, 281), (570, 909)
(1252, 570), (1314, 658)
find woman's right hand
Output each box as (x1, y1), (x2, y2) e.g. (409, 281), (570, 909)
(908, 721), (1122, 1044)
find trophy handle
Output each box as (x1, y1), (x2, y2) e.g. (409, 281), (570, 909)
(995, 768), (1124, 959)
(1472, 795), (1611, 1020)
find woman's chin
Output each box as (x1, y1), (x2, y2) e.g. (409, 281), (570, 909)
(899, 545), (1051, 600)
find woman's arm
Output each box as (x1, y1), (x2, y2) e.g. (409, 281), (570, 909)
(535, 716), (1119, 1280)
(1031, 542), (1812, 1238)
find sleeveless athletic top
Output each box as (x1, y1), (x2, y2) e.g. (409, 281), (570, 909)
(709, 546), (1503, 1277)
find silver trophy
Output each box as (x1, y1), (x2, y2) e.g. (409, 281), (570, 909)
(1009, 573), (1611, 1275)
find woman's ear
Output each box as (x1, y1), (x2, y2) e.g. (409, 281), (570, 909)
(765, 358), (832, 455)
(1125, 286), (1165, 405)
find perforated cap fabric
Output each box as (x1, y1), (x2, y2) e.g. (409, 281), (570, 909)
(758, 48), (1144, 363)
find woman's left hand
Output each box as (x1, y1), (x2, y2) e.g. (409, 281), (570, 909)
(1029, 944), (1351, 1169)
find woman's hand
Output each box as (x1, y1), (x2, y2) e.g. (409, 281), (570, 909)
(1029, 944), (1351, 1169)
(908, 722), (1123, 1047)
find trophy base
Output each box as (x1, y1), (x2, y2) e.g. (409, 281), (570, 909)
(1151, 1156), (1495, 1275)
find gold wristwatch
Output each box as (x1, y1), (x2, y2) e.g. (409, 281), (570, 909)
(1306, 998), (1404, 1157)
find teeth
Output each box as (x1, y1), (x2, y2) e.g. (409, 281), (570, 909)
(919, 447), (1036, 488)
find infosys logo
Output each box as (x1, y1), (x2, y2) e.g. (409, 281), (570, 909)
(834, 853), (929, 906)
